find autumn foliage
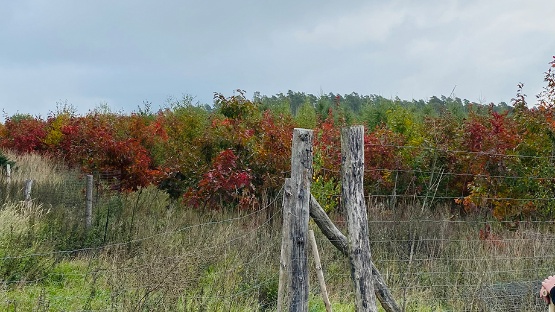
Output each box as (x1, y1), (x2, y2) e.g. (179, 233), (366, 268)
(2, 58), (555, 220)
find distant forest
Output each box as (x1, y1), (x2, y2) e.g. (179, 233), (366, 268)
(251, 90), (513, 128)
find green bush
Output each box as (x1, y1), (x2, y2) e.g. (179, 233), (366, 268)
(0, 150), (14, 168)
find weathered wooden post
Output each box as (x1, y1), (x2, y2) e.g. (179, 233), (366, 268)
(85, 174), (94, 229)
(341, 125), (377, 312)
(6, 163), (11, 184)
(278, 178), (292, 311)
(288, 128), (313, 312)
(24, 179), (33, 202)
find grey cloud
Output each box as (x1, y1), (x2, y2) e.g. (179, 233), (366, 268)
(0, 0), (554, 117)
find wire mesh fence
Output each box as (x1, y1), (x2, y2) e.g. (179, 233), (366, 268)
(0, 171), (288, 310)
(1, 145), (555, 311)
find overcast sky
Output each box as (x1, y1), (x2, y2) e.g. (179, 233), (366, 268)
(1, 0), (554, 118)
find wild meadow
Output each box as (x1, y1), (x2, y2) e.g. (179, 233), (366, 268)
(0, 152), (553, 311)
(1, 57), (555, 310)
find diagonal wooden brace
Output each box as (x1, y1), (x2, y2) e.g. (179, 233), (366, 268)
(309, 194), (401, 312)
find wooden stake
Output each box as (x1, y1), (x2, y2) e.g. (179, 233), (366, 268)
(309, 229), (332, 312)
(6, 163), (11, 184)
(24, 179), (33, 202)
(309, 195), (401, 312)
(85, 174), (93, 229)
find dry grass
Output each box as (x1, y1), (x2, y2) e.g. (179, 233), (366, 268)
(2, 151), (68, 184)
(364, 199), (553, 311)
(1, 152), (554, 311)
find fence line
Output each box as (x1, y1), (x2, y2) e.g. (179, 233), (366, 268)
(3, 138), (555, 310)
(1, 189), (285, 310)
(0, 186), (283, 261)
(2, 204), (553, 310)
(364, 143), (555, 159)
(321, 166), (555, 179)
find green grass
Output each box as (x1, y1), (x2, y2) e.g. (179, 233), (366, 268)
(0, 260), (110, 311)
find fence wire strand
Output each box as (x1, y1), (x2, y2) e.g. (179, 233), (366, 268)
(3, 145), (555, 311)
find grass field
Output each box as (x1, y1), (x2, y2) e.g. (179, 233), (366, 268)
(0, 152), (553, 311)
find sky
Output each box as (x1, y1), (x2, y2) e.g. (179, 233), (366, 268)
(1, 0), (554, 118)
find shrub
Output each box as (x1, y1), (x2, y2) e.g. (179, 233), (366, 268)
(185, 149), (256, 210)
(1, 115), (47, 153)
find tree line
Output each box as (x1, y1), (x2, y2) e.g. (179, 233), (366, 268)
(1, 57), (554, 221)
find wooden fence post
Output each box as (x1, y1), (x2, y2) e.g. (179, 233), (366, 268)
(85, 174), (93, 229)
(288, 128), (313, 312)
(278, 178), (293, 311)
(341, 125), (377, 312)
(6, 163), (11, 184)
(24, 179), (33, 202)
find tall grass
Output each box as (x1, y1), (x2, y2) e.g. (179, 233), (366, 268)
(364, 199), (551, 311)
(1, 151), (68, 184)
(0, 152), (552, 311)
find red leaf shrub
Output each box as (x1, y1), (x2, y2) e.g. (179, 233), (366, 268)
(185, 149), (256, 210)
(1, 115), (47, 153)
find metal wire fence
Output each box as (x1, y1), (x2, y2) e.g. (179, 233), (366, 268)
(1, 145), (555, 311)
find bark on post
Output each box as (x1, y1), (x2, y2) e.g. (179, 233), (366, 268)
(341, 125), (377, 312)
(288, 128), (313, 312)
(85, 174), (94, 229)
(277, 178), (293, 312)
(310, 195), (401, 312)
